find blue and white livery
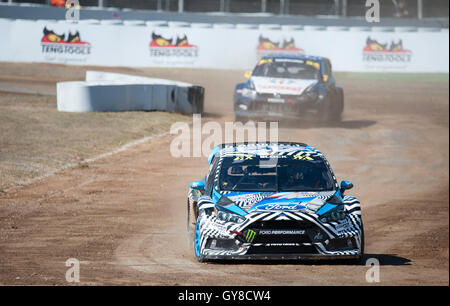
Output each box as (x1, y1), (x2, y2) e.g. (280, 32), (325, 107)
(187, 142), (364, 262)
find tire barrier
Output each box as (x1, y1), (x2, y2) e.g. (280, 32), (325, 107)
(57, 71), (204, 114)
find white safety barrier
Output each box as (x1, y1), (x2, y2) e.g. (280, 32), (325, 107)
(57, 71), (204, 113)
(0, 18), (448, 72)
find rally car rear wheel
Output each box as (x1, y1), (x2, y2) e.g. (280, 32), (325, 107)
(322, 90), (343, 123)
(187, 199), (196, 251)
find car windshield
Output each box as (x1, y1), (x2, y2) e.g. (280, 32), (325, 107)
(218, 155), (335, 192)
(252, 60), (320, 80)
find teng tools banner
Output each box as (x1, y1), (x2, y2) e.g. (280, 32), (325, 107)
(0, 19), (448, 72)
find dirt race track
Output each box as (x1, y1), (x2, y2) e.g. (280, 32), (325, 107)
(0, 64), (448, 285)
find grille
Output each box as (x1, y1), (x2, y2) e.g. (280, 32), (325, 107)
(259, 93), (299, 100)
(247, 245), (318, 255)
(326, 237), (357, 251)
(253, 233), (311, 244)
(250, 220), (314, 230)
(251, 102), (299, 114)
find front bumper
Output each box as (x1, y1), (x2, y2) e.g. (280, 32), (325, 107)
(234, 95), (323, 120)
(201, 240), (362, 260)
(199, 219), (363, 260)
(203, 253), (361, 260)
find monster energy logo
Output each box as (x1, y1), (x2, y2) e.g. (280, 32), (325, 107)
(245, 230), (257, 243)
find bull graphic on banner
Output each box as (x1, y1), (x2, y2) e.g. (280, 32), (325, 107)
(363, 37), (412, 63)
(41, 27), (91, 56)
(149, 32), (199, 58)
(256, 35), (304, 60)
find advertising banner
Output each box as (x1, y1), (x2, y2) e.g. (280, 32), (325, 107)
(0, 19), (448, 72)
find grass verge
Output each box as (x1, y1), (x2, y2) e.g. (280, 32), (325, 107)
(337, 72), (449, 83)
(0, 92), (189, 190)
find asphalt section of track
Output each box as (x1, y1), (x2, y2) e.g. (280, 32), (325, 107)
(0, 67), (448, 285)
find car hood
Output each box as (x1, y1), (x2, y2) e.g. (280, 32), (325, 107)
(251, 76), (318, 96)
(223, 190), (337, 214)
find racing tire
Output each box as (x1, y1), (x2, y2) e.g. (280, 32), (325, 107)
(344, 220), (365, 265)
(234, 115), (247, 124)
(188, 199), (206, 262)
(322, 91), (343, 124)
(358, 220), (365, 264)
(333, 87), (344, 122)
(194, 219), (206, 262)
(187, 199), (196, 253)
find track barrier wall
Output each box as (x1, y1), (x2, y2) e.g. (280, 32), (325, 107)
(0, 18), (448, 72)
(57, 71), (204, 113)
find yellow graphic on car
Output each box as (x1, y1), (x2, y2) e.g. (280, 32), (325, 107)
(293, 153), (314, 161)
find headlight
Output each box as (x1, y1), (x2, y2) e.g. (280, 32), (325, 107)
(215, 209), (245, 224)
(238, 104), (248, 111)
(319, 205), (346, 223)
(241, 88), (257, 99)
(305, 87), (318, 101)
(306, 91), (318, 100)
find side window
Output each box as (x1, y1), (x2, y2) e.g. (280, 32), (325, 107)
(206, 155), (219, 195)
(324, 59), (332, 76)
(321, 59), (333, 84)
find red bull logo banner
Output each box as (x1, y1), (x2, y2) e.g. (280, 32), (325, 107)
(256, 35), (304, 59)
(363, 37), (412, 63)
(149, 32), (199, 58)
(41, 27), (91, 56)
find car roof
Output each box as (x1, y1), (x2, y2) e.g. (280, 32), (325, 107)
(208, 142), (324, 164)
(262, 54), (326, 62)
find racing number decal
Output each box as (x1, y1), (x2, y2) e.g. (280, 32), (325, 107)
(234, 156), (253, 161)
(293, 153), (314, 161)
(258, 58), (273, 66)
(306, 60), (320, 69)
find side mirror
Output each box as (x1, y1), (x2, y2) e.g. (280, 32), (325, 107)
(190, 181), (205, 191)
(244, 70), (252, 79)
(340, 180), (354, 193)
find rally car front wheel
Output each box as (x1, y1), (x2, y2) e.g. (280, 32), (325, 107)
(187, 199), (205, 262)
(346, 220), (365, 265)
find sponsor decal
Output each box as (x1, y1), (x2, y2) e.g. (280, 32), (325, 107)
(293, 153), (314, 161)
(259, 230), (306, 235)
(212, 222), (229, 234)
(149, 32), (198, 58)
(265, 243), (301, 246)
(245, 230), (256, 243)
(258, 83), (302, 92)
(233, 155), (253, 161)
(256, 35), (304, 59)
(41, 27), (91, 56)
(255, 203), (304, 211)
(334, 219), (350, 232)
(363, 37), (412, 63)
(245, 229), (257, 243)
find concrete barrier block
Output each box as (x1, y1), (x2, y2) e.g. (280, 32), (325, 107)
(57, 71), (204, 114)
